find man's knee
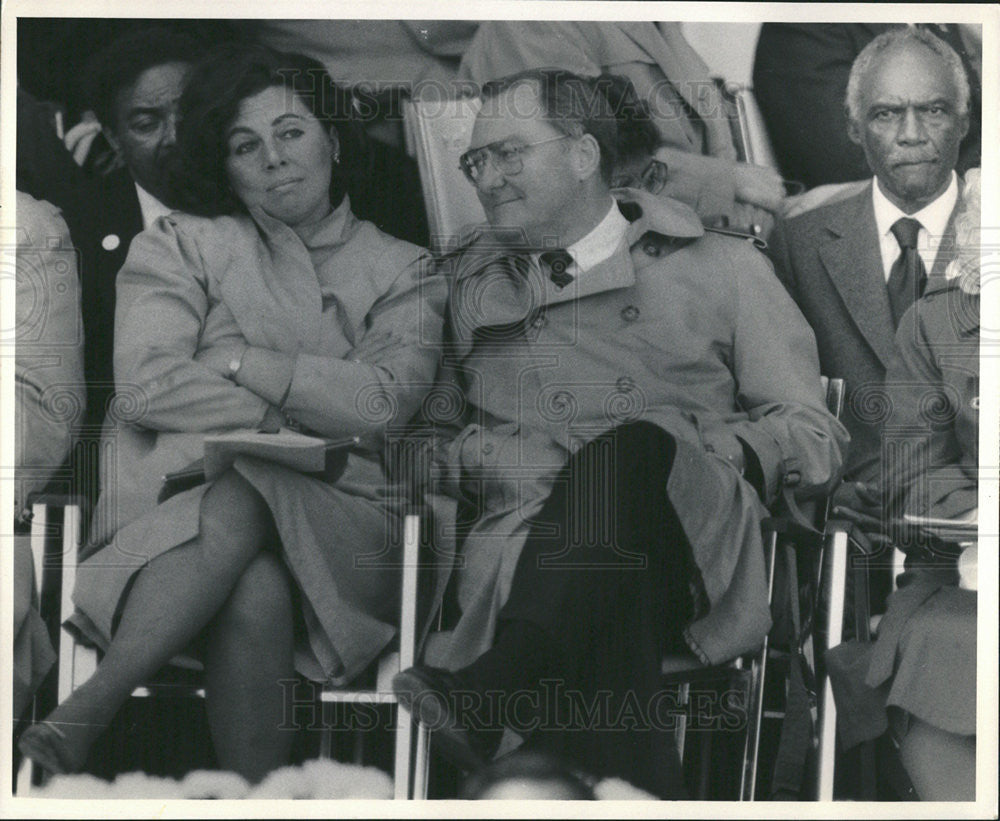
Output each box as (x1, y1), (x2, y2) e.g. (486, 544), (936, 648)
(566, 422), (675, 496)
(612, 421), (675, 463)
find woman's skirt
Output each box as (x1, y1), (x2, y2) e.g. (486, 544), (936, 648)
(827, 573), (977, 748)
(71, 453), (401, 685)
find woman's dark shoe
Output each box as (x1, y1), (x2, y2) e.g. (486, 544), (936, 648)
(393, 665), (502, 772)
(18, 721), (85, 776)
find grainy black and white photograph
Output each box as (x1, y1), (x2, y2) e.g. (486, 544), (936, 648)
(2, 1), (997, 815)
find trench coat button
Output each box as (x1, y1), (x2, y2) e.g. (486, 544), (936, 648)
(482, 443), (495, 455)
(784, 470), (801, 487)
(621, 305), (640, 322)
(532, 313), (548, 328)
(970, 396), (979, 410)
(642, 241), (661, 258)
(616, 375), (636, 393)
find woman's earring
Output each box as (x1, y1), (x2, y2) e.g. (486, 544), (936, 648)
(332, 149), (340, 165)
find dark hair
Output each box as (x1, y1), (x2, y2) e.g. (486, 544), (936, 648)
(480, 68), (624, 184)
(168, 42), (367, 218)
(595, 73), (661, 171)
(83, 27), (203, 132)
(460, 751), (596, 800)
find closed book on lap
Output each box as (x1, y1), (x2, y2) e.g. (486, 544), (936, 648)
(203, 430), (358, 481)
(159, 432), (357, 503)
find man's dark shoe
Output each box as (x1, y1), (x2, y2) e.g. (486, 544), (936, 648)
(393, 665), (501, 772)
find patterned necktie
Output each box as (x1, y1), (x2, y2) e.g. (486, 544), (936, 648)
(887, 217), (926, 328)
(539, 249), (575, 289)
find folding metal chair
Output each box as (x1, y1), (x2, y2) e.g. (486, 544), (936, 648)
(813, 517), (932, 801)
(16, 496), (424, 799)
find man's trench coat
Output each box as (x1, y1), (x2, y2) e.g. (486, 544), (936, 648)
(422, 190), (849, 671)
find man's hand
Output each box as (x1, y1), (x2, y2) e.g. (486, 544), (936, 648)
(729, 202), (776, 240)
(831, 480), (884, 531)
(732, 163), (786, 212)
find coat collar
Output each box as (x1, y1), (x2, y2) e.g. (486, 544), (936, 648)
(451, 188), (702, 310)
(447, 190), (705, 359)
(217, 198), (356, 354)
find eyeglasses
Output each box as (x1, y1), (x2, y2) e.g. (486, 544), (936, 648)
(610, 159), (669, 195)
(459, 135), (569, 184)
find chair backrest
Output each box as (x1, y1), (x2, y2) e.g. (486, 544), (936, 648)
(716, 81), (778, 169)
(402, 97), (485, 253)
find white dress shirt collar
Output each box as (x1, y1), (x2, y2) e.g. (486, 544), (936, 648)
(871, 172), (959, 282)
(135, 183), (172, 231)
(534, 199), (628, 278)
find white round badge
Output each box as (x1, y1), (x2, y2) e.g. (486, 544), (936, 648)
(102, 234), (121, 251)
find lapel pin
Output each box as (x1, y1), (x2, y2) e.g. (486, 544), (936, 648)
(102, 234), (121, 251)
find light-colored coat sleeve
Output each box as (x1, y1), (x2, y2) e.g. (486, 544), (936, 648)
(280, 247), (448, 438)
(114, 218), (272, 432)
(14, 193), (86, 509)
(725, 245), (849, 502)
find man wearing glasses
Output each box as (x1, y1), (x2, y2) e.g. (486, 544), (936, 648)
(395, 69), (847, 797)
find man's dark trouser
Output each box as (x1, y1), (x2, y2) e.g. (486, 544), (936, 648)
(486, 420), (699, 798)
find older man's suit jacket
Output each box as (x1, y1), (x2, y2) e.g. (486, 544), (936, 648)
(768, 183), (960, 481)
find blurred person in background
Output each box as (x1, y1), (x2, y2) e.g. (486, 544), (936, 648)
(459, 21), (787, 237)
(11, 192), (86, 725)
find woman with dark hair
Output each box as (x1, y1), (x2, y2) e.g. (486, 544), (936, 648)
(19, 43), (447, 783)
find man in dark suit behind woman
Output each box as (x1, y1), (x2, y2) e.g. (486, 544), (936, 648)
(767, 26), (971, 514)
(18, 28), (203, 437)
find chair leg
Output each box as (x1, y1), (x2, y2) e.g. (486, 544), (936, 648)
(351, 711), (365, 765)
(675, 683), (689, 762)
(393, 705), (415, 799)
(696, 726), (713, 799)
(15, 755), (34, 795)
(391, 512), (423, 799)
(739, 653), (766, 800)
(816, 526), (849, 801)
(318, 701), (333, 759)
(411, 723), (431, 800)
(739, 529), (778, 801)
